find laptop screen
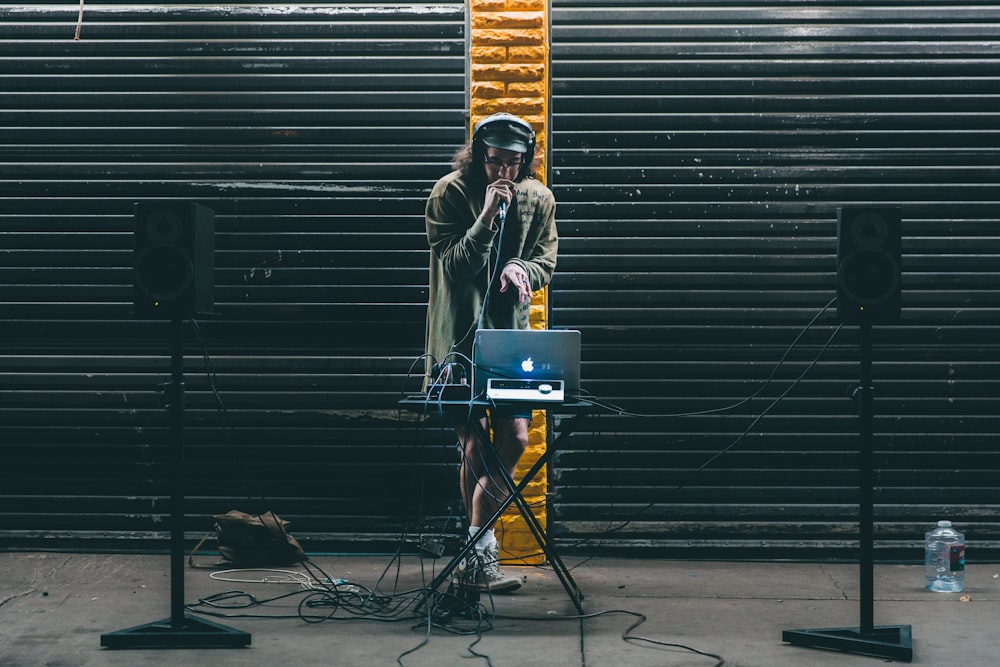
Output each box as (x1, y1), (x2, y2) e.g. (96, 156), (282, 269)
(472, 329), (581, 401)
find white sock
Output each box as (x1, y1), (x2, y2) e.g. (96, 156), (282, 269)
(468, 526), (495, 557)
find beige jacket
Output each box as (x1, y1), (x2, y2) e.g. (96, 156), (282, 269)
(424, 170), (558, 379)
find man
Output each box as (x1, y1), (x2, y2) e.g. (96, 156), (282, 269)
(424, 113), (558, 592)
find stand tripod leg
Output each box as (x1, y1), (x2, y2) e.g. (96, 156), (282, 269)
(421, 412), (586, 614)
(475, 413), (585, 612)
(494, 443), (585, 613)
(101, 319), (250, 649)
(782, 322), (911, 661)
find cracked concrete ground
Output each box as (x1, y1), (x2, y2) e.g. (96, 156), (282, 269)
(2, 553), (997, 666)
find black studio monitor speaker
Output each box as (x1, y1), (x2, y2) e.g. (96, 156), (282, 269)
(133, 201), (215, 319)
(836, 207), (902, 324)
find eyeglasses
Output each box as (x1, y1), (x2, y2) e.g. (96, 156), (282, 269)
(484, 157), (523, 169)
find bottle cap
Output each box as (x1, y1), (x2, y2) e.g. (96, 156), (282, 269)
(938, 520), (952, 527)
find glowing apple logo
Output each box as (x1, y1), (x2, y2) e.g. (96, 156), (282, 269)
(520, 357), (534, 373)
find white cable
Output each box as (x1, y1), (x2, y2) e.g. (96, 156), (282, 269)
(209, 568), (322, 590)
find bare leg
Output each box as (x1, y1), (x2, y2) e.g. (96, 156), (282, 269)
(453, 415), (528, 593)
(456, 416), (529, 529)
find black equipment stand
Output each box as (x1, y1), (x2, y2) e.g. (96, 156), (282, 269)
(782, 322), (912, 661)
(401, 396), (587, 615)
(101, 319), (250, 649)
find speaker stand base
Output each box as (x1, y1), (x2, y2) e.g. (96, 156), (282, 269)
(101, 614), (251, 650)
(782, 625), (912, 662)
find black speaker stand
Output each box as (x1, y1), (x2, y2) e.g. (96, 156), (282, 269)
(782, 322), (912, 661)
(101, 319), (250, 649)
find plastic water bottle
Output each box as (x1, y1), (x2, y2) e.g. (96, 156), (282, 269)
(924, 520), (965, 592)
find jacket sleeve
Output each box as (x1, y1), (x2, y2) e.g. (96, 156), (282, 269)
(426, 182), (498, 284)
(505, 187), (557, 292)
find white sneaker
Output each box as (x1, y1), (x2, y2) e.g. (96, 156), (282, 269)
(456, 543), (522, 593)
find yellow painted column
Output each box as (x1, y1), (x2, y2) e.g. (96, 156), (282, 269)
(468, 0), (550, 565)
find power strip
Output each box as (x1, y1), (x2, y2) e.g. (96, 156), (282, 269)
(427, 383), (471, 401)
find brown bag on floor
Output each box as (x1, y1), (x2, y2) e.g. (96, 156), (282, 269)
(188, 510), (305, 568)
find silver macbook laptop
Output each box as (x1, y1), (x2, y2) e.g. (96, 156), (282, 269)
(472, 329), (581, 403)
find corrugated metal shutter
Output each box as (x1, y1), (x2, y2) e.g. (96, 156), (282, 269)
(549, 2), (1000, 557)
(0, 2), (466, 549)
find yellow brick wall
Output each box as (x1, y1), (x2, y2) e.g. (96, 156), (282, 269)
(469, 0), (549, 565)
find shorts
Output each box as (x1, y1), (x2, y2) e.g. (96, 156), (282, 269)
(484, 404), (533, 422)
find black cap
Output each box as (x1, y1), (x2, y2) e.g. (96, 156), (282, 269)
(473, 113), (534, 154)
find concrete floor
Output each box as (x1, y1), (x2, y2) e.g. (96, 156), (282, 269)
(2, 551), (996, 666)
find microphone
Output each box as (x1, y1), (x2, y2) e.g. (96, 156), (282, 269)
(498, 201), (507, 224)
